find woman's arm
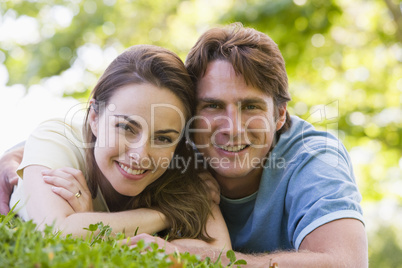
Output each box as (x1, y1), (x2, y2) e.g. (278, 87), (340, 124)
(41, 166), (231, 247)
(23, 165), (168, 237)
(205, 203), (232, 249)
(167, 172), (231, 250)
(59, 207), (168, 238)
(198, 172), (231, 249)
(125, 203), (232, 254)
(170, 203), (232, 250)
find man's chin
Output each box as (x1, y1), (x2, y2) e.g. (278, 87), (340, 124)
(211, 167), (255, 180)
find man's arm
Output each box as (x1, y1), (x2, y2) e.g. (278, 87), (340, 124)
(132, 218), (367, 268)
(232, 218), (368, 267)
(0, 143), (24, 214)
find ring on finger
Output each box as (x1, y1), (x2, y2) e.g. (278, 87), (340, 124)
(75, 190), (82, 198)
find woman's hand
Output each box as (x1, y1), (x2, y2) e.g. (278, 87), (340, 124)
(123, 233), (181, 255)
(42, 167), (93, 213)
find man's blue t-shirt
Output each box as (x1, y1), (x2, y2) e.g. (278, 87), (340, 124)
(219, 115), (364, 253)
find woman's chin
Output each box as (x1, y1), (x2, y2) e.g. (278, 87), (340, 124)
(114, 187), (141, 197)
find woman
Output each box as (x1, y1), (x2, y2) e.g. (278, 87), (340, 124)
(9, 45), (230, 248)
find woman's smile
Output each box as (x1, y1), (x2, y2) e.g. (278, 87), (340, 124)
(115, 161), (149, 180)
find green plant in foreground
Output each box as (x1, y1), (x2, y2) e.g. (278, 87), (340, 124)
(0, 209), (246, 267)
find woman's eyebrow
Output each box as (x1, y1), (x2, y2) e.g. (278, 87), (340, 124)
(115, 115), (180, 134)
(114, 115), (142, 129)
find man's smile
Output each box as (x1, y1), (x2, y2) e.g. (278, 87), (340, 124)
(215, 144), (249, 152)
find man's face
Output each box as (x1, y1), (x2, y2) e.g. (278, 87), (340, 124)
(193, 60), (286, 182)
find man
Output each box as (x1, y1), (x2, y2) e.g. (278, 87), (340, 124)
(133, 24), (367, 267)
(1, 24), (367, 267)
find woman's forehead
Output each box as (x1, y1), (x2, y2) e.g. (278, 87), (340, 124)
(104, 84), (187, 130)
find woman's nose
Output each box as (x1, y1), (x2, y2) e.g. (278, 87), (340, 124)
(127, 144), (151, 167)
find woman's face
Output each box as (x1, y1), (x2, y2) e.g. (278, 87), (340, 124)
(90, 83), (187, 196)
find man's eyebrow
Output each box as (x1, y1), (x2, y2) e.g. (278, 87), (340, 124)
(198, 97), (267, 106)
(154, 129), (180, 135)
(197, 98), (225, 105)
(114, 115), (142, 129)
(238, 98), (268, 106)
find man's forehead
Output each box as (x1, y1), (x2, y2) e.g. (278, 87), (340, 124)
(199, 60), (268, 90)
(203, 60), (237, 77)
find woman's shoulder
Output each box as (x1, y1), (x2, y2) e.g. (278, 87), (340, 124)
(35, 117), (82, 135)
(19, 118), (87, 175)
(31, 117), (84, 147)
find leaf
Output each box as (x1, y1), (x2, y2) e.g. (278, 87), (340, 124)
(214, 249), (223, 265)
(1, 201), (19, 225)
(0, 216), (217, 266)
(234, 259), (247, 265)
(226, 250), (236, 263)
(136, 239), (145, 250)
(84, 223), (98, 232)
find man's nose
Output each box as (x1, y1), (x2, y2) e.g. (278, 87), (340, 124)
(222, 105), (244, 137)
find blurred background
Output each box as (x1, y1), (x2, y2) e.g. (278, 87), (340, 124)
(0, 0), (401, 265)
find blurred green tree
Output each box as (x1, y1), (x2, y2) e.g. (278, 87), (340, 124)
(1, 0), (401, 265)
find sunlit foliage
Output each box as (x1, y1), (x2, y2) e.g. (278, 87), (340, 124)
(1, 0), (401, 265)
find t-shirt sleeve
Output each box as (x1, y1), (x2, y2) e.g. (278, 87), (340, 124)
(286, 141), (364, 250)
(17, 119), (85, 178)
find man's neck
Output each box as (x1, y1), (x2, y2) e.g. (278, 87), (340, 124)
(211, 167), (263, 199)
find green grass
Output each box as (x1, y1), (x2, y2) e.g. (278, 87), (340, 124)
(0, 208), (246, 267)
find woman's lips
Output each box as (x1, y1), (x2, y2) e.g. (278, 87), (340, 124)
(115, 161), (149, 180)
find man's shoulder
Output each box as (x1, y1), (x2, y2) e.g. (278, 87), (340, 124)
(279, 115), (343, 153)
(268, 115), (351, 174)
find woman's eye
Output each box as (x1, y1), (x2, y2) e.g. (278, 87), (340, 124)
(117, 123), (135, 134)
(155, 136), (172, 144)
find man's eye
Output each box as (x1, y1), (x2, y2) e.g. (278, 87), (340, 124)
(205, 104), (219, 109)
(244, 104), (258, 110)
(117, 123), (135, 134)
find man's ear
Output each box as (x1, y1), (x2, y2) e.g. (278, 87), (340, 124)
(88, 99), (99, 138)
(276, 103), (287, 131)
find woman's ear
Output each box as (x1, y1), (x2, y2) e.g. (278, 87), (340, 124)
(276, 103), (287, 131)
(88, 99), (99, 137)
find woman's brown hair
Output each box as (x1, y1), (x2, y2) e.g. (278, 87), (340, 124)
(83, 45), (212, 241)
(186, 23), (292, 135)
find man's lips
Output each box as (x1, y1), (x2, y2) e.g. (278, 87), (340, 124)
(215, 144), (250, 152)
